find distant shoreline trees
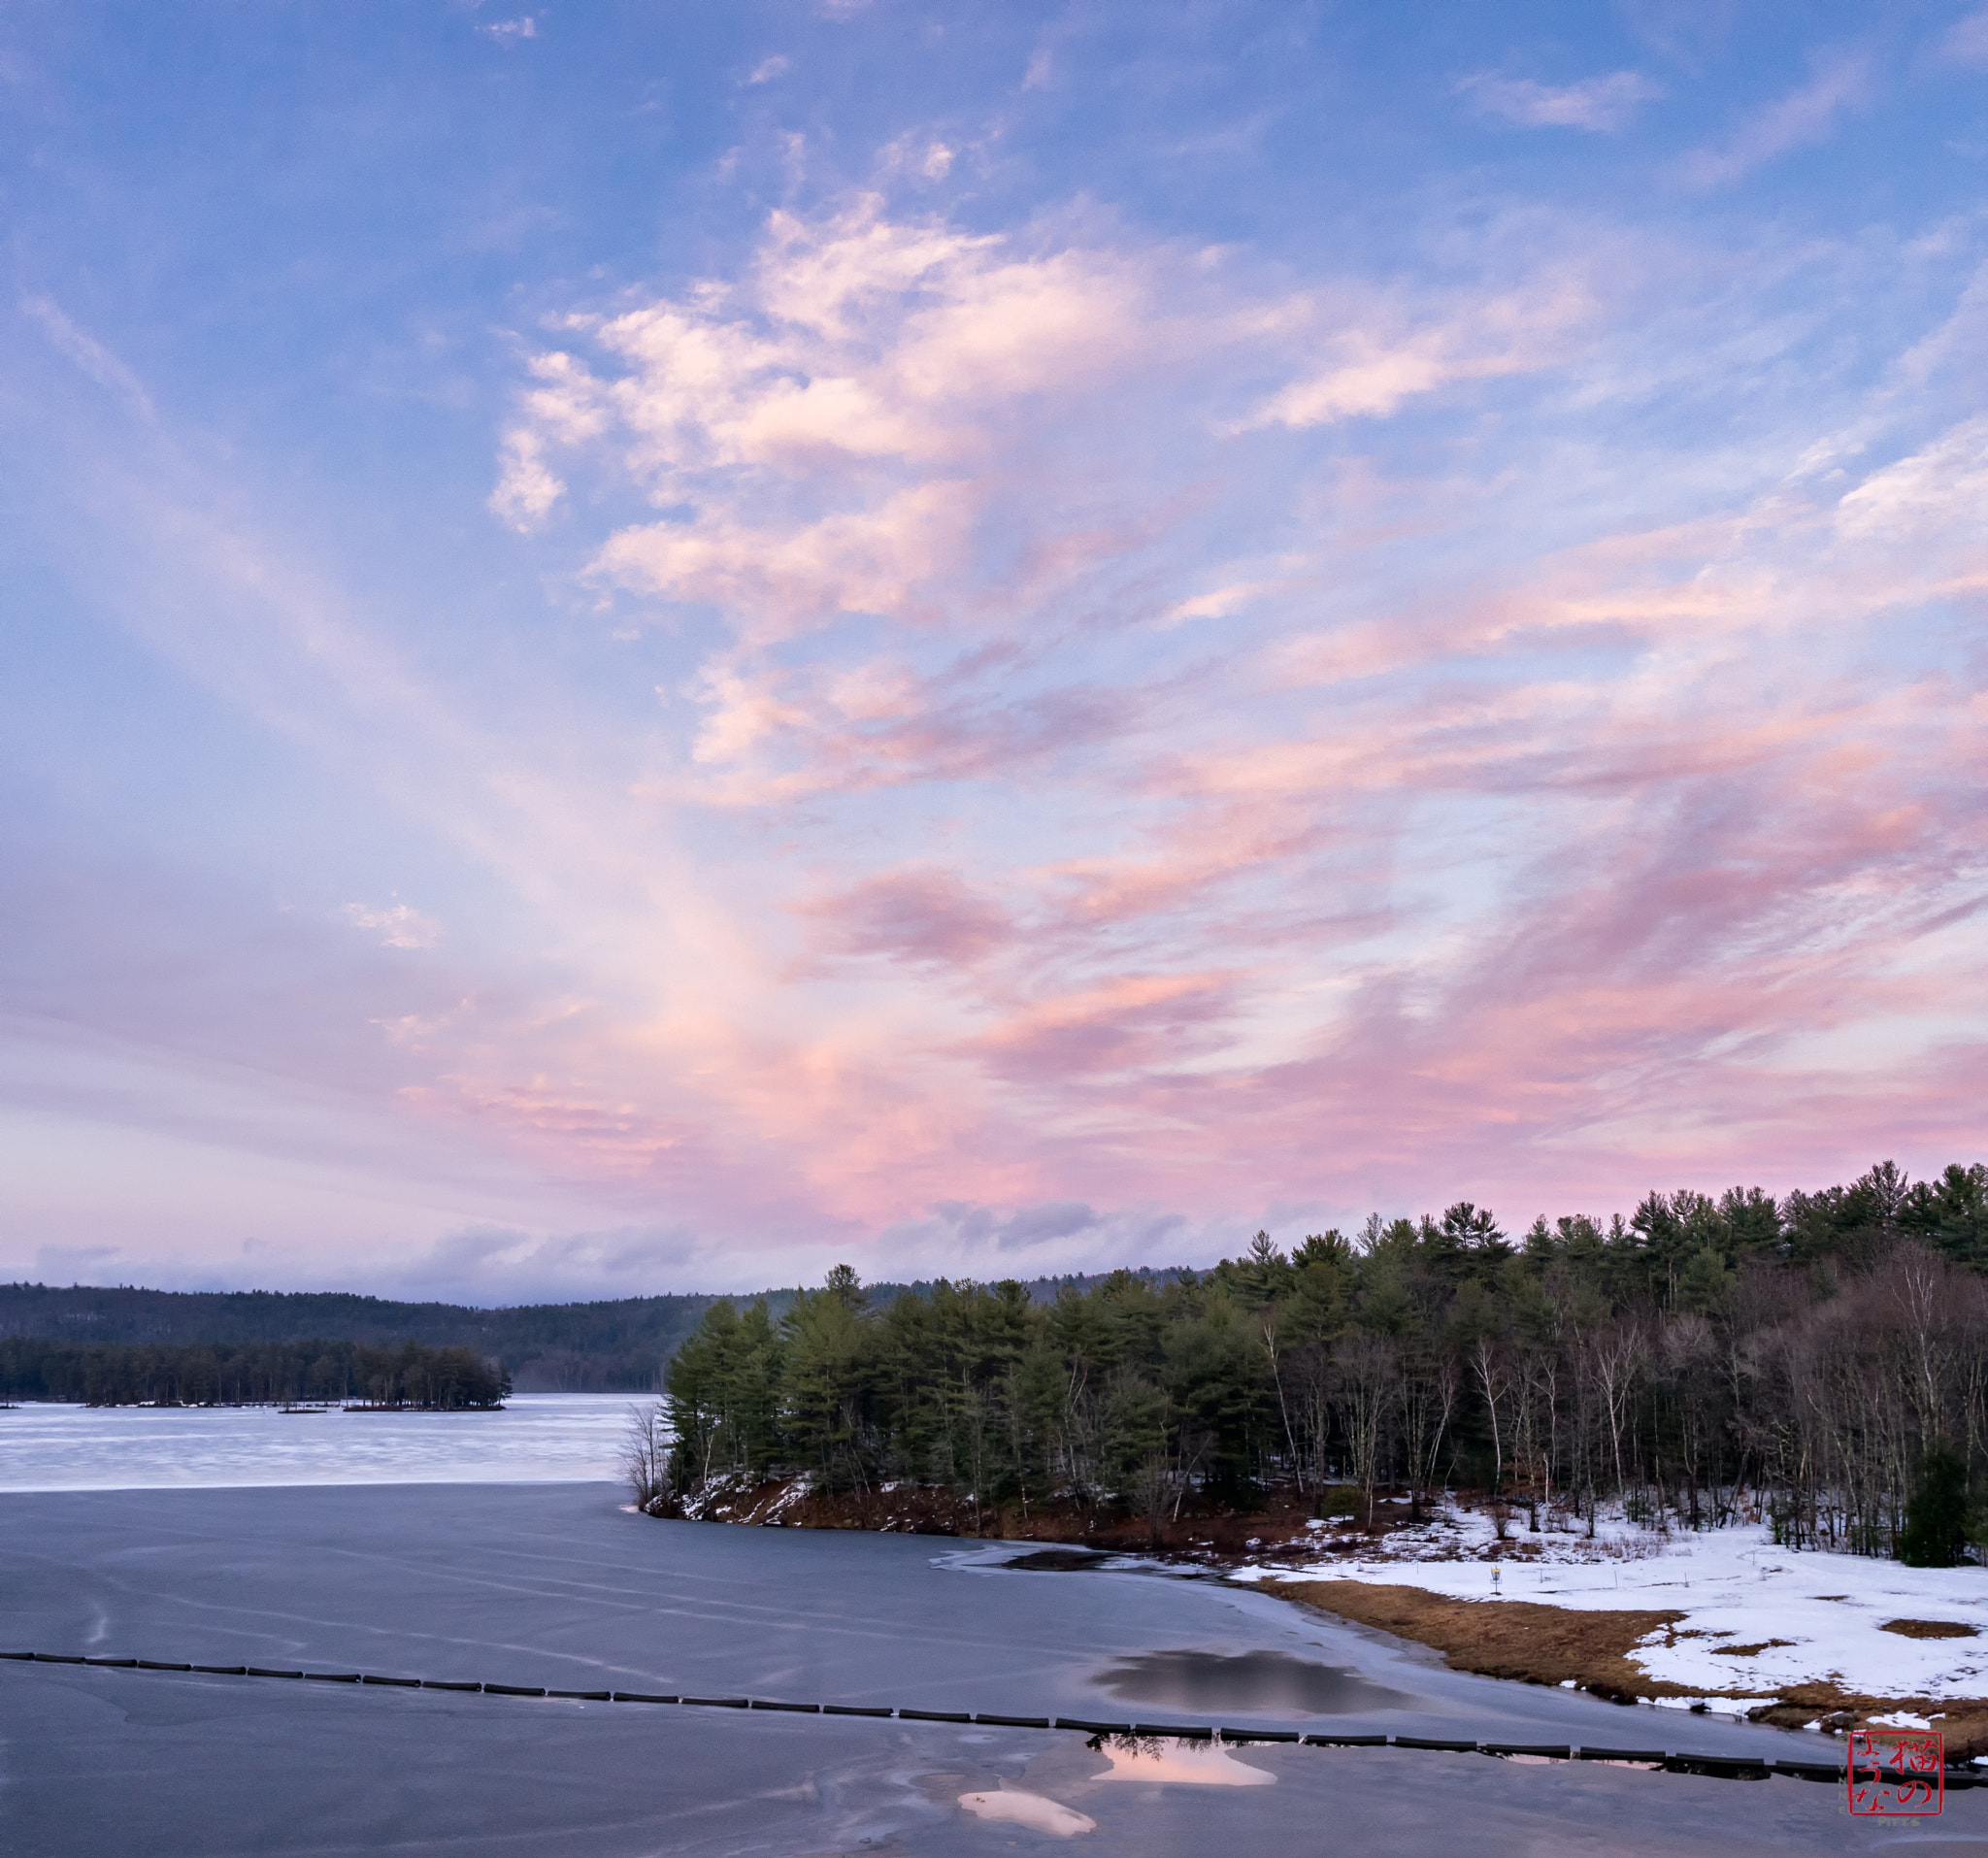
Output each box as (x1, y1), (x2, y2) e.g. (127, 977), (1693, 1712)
(658, 1160), (1988, 1564)
(0, 1337), (510, 1409)
(0, 1283), (743, 1392)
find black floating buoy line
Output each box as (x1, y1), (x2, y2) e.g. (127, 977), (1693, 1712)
(2, 1650), (1976, 1792)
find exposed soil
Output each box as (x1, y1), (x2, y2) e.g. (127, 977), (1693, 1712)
(1261, 1576), (1988, 1759)
(668, 1474), (1421, 1559)
(1881, 1618), (1979, 1640)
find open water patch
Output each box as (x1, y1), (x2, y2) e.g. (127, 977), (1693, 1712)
(956, 1788), (1096, 1836)
(931, 1543), (1213, 1579)
(1092, 1733), (1276, 1785)
(1092, 1649), (1411, 1716)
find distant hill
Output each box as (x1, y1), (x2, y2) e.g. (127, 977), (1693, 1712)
(0, 1283), (759, 1392)
(0, 1267), (1188, 1392)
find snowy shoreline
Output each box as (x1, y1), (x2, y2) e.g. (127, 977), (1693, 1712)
(1232, 1501), (1986, 1730)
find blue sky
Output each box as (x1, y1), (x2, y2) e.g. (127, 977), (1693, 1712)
(3, 2), (1985, 1303)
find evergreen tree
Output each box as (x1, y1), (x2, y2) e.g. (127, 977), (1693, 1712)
(1899, 1447), (1969, 1568)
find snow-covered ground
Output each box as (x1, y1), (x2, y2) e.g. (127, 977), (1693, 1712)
(1232, 1502), (1987, 1715)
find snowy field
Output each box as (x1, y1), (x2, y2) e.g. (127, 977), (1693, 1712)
(1233, 1502), (1987, 1719)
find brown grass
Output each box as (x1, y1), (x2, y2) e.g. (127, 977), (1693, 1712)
(1258, 1578), (1684, 1703)
(1881, 1619), (1979, 1641)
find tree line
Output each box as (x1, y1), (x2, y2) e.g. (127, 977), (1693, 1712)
(0, 1337), (511, 1409)
(655, 1160), (1988, 1564)
(0, 1272), (1170, 1392)
(0, 1283), (755, 1392)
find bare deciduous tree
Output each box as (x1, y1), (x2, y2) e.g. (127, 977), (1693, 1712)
(623, 1400), (675, 1513)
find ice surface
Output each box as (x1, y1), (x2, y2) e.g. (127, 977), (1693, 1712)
(3, 1484), (1965, 1856)
(0, 1394), (633, 1489)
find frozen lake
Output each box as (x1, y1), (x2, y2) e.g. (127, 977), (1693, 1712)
(0, 1393), (635, 1489)
(3, 1480), (1974, 1856)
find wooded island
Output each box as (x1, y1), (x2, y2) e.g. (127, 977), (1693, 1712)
(0, 1337), (510, 1409)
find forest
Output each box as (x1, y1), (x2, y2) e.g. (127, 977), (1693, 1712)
(0, 1283), (743, 1391)
(656, 1160), (1988, 1565)
(0, 1337), (511, 1409)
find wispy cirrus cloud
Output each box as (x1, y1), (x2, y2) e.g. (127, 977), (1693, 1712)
(20, 293), (153, 418)
(1457, 70), (1663, 133)
(1682, 50), (1872, 187)
(479, 16), (538, 46)
(1940, 8), (1988, 67)
(343, 901), (443, 950)
(596, 481), (980, 646)
(797, 868), (1014, 968)
(1240, 270), (1595, 428)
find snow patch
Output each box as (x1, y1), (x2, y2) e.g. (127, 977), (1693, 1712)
(1233, 1502), (1988, 1706)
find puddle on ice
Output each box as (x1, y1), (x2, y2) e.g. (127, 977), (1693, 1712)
(1093, 1648), (1410, 1714)
(957, 1789), (1097, 1836)
(1092, 1734), (1275, 1787)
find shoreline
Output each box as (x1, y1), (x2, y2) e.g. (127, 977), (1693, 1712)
(663, 1469), (1369, 1558)
(654, 1478), (1988, 1756)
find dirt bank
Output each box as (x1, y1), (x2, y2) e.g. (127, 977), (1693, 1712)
(666, 1472), (1405, 1559)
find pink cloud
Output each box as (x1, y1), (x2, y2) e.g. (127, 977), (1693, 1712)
(362, 205), (1988, 1267)
(636, 651), (1142, 808)
(596, 480), (978, 646)
(1242, 269), (1598, 430)
(797, 867), (1014, 966)
(962, 971), (1242, 1084)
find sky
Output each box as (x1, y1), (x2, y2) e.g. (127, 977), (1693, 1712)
(2, 2), (1985, 1305)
